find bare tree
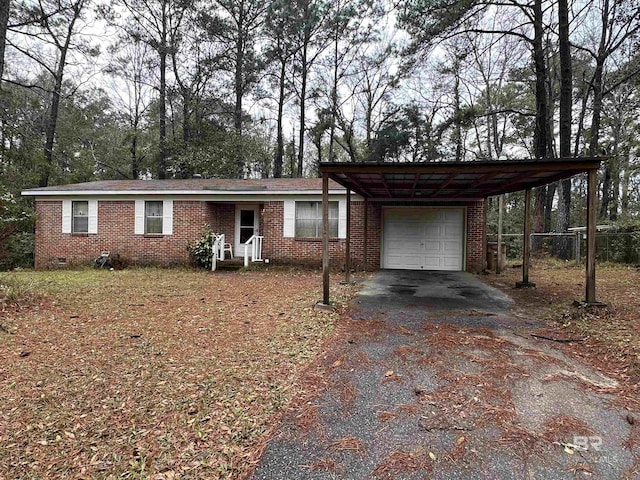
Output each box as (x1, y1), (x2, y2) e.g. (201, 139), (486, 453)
(8, 0), (94, 186)
(575, 0), (640, 218)
(324, 0), (377, 163)
(265, 0), (301, 177)
(357, 42), (398, 154)
(0, 0), (10, 81)
(202, 0), (267, 178)
(118, 0), (189, 179)
(106, 38), (153, 179)
(292, 0), (331, 177)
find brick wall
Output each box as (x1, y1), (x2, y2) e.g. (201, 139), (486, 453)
(35, 198), (484, 271)
(35, 200), (209, 268)
(465, 201), (486, 272)
(207, 203), (235, 247)
(260, 202), (344, 268)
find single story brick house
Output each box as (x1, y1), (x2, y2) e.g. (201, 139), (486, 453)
(21, 177), (484, 271)
(22, 160), (602, 287)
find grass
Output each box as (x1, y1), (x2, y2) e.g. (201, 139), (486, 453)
(0, 268), (359, 479)
(483, 258), (640, 387)
(0, 275), (41, 305)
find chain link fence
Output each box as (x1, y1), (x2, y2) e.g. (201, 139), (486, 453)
(487, 232), (640, 265)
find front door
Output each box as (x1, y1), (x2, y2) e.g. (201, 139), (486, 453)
(235, 205), (259, 257)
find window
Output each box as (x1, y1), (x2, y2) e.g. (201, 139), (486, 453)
(135, 199), (172, 235)
(72, 201), (89, 233)
(145, 201), (163, 234)
(295, 201), (338, 238)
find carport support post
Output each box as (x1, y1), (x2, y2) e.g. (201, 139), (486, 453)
(482, 198), (488, 271)
(345, 188), (351, 283)
(497, 194), (504, 273)
(586, 169), (597, 304)
(322, 173), (330, 305)
(363, 198), (369, 267)
(516, 188), (535, 288)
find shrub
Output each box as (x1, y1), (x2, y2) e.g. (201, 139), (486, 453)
(187, 224), (220, 269)
(1, 232), (35, 270)
(0, 188), (35, 270)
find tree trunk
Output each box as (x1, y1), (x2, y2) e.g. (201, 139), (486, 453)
(611, 164), (619, 221)
(181, 90), (190, 147)
(274, 58), (286, 178)
(290, 128), (296, 177)
(573, 73), (591, 157)
(328, 23), (338, 163)
(600, 164), (612, 219)
(41, 70), (64, 187)
(589, 0), (609, 157)
(0, 0), (9, 82)
(131, 133), (139, 179)
(532, 0), (550, 162)
(544, 182), (555, 232)
(157, 4), (168, 180)
(314, 134), (322, 166)
(40, 8), (79, 187)
(532, 186), (545, 251)
(365, 93), (373, 154)
(453, 63), (462, 161)
(608, 105), (624, 220)
(589, 0), (608, 215)
(558, 0), (572, 161)
(621, 161), (630, 215)
(158, 47), (167, 179)
(553, 0), (573, 259)
(234, 13), (244, 178)
(297, 40), (308, 177)
(531, 0), (551, 249)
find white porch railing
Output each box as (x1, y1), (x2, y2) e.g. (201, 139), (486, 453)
(211, 234), (225, 271)
(244, 235), (264, 267)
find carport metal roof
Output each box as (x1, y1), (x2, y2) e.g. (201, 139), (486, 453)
(317, 157), (603, 307)
(319, 158), (602, 200)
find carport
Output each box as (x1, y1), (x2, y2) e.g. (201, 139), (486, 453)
(318, 158), (603, 306)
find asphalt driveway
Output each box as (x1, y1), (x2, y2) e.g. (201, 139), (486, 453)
(252, 271), (638, 479)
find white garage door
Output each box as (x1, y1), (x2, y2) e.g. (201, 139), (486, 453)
(383, 208), (464, 271)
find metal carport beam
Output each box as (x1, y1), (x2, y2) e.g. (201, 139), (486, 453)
(319, 158), (604, 306)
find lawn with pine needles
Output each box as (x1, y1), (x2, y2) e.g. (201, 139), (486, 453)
(0, 268), (358, 479)
(483, 259), (640, 394)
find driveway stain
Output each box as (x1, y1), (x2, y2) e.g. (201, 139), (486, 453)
(251, 271), (639, 479)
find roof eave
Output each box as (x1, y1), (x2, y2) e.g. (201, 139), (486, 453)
(21, 189), (348, 197)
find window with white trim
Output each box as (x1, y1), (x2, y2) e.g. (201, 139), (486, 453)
(145, 201), (163, 234)
(72, 201), (89, 233)
(295, 201), (338, 238)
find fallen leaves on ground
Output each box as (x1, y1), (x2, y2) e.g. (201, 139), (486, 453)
(483, 259), (640, 403)
(0, 268), (358, 479)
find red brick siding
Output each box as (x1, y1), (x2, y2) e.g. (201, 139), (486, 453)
(35, 200), (209, 268)
(346, 201), (382, 269)
(34, 198), (485, 271)
(206, 203), (235, 247)
(260, 201), (347, 268)
(465, 201), (485, 272)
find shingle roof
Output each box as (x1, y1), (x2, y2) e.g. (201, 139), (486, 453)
(22, 178), (345, 194)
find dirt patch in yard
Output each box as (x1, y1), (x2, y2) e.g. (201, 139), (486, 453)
(0, 268), (358, 479)
(482, 260), (640, 407)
